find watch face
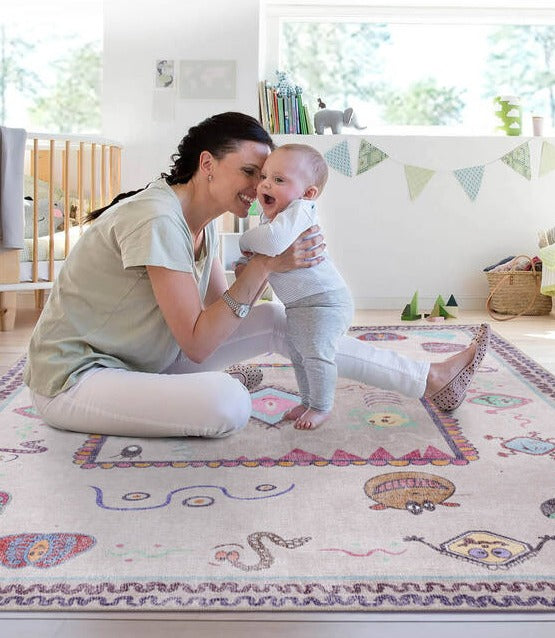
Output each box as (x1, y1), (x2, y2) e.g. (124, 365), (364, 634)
(237, 305), (249, 318)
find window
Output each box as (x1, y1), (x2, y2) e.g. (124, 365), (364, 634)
(262, 2), (555, 134)
(0, 0), (102, 133)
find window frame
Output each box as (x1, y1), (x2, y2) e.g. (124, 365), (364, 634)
(260, 1), (555, 133)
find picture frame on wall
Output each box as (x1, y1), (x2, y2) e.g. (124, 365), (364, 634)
(179, 60), (236, 99)
(155, 59), (175, 89)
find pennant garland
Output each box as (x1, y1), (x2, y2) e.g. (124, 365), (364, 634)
(356, 139), (388, 175)
(501, 142), (531, 180)
(539, 141), (555, 177)
(453, 165), (485, 201)
(324, 140), (352, 177)
(404, 165), (435, 201)
(319, 138), (549, 201)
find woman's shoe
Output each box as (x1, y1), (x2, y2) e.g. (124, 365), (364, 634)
(225, 364), (263, 391)
(429, 323), (491, 411)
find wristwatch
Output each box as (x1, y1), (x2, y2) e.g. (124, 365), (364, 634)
(222, 289), (251, 318)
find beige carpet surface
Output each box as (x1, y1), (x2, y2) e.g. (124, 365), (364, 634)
(0, 324), (553, 611)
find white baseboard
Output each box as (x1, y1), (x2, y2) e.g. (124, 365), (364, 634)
(352, 296), (486, 311)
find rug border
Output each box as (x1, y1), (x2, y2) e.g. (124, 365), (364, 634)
(0, 578), (554, 612)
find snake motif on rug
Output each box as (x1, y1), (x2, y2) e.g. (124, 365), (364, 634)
(212, 531), (311, 571)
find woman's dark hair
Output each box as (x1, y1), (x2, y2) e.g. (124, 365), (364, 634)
(86, 112), (273, 221)
(162, 111), (274, 185)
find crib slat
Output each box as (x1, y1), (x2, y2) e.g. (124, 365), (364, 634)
(48, 139), (55, 281)
(32, 138), (39, 283)
(101, 144), (107, 207)
(109, 146), (115, 202)
(64, 140), (70, 256)
(110, 145), (121, 204)
(78, 141), (84, 227)
(90, 142), (97, 214)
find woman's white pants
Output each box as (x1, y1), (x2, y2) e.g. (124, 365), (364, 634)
(31, 303), (429, 438)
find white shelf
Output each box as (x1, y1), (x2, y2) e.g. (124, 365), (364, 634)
(219, 229), (272, 301)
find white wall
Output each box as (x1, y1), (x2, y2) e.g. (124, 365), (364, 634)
(276, 134), (555, 310)
(102, 3), (555, 310)
(102, 0), (260, 189)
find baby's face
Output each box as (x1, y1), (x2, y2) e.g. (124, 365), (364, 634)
(257, 149), (313, 220)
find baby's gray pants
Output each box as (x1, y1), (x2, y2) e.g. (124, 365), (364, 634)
(285, 288), (354, 412)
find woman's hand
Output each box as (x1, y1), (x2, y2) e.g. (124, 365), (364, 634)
(266, 225), (325, 273)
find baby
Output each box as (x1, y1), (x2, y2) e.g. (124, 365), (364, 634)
(239, 144), (353, 429)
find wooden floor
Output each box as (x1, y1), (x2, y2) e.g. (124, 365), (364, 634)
(0, 295), (554, 637)
(3, 294), (554, 375)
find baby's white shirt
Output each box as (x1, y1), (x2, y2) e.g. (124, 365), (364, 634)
(239, 199), (347, 305)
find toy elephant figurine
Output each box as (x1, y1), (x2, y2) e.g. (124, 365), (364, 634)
(314, 107), (366, 134)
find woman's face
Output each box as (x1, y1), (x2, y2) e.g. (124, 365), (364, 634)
(211, 141), (271, 218)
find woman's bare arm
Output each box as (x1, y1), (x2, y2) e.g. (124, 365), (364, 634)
(147, 254), (270, 363)
(204, 257), (229, 306)
(147, 226), (324, 363)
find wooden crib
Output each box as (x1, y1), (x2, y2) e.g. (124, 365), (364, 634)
(0, 132), (122, 330)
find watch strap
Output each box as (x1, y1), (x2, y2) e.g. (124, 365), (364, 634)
(222, 289), (251, 317)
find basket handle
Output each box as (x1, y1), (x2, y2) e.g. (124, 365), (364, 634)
(486, 255), (540, 321)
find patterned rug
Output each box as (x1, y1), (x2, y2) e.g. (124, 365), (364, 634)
(0, 324), (554, 612)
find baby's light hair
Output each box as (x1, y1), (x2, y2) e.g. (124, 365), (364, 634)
(277, 143), (329, 195)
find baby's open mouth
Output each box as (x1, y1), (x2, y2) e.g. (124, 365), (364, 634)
(263, 194), (275, 205)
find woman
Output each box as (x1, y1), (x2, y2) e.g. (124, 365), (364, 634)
(24, 112), (489, 438)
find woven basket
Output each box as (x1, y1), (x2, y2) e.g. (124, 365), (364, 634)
(486, 255), (553, 321)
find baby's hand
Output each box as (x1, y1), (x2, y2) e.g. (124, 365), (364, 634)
(234, 262), (246, 278)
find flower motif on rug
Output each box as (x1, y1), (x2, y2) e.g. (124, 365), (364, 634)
(250, 386), (301, 426)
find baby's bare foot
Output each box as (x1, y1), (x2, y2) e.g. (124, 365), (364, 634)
(294, 408), (331, 430)
(283, 404), (307, 420)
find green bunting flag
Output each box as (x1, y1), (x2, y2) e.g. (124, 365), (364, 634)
(404, 165), (435, 200)
(356, 140), (388, 175)
(501, 142), (531, 180)
(453, 165), (485, 201)
(539, 141), (555, 177)
(324, 140), (352, 177)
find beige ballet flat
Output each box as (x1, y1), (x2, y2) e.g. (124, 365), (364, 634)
(225, 364), (263, 391)
(429, 323), (490, 411)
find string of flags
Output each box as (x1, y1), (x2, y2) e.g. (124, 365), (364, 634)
(323, 139), (555, 202)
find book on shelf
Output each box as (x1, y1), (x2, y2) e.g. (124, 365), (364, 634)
(257, 79), (312, 134)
